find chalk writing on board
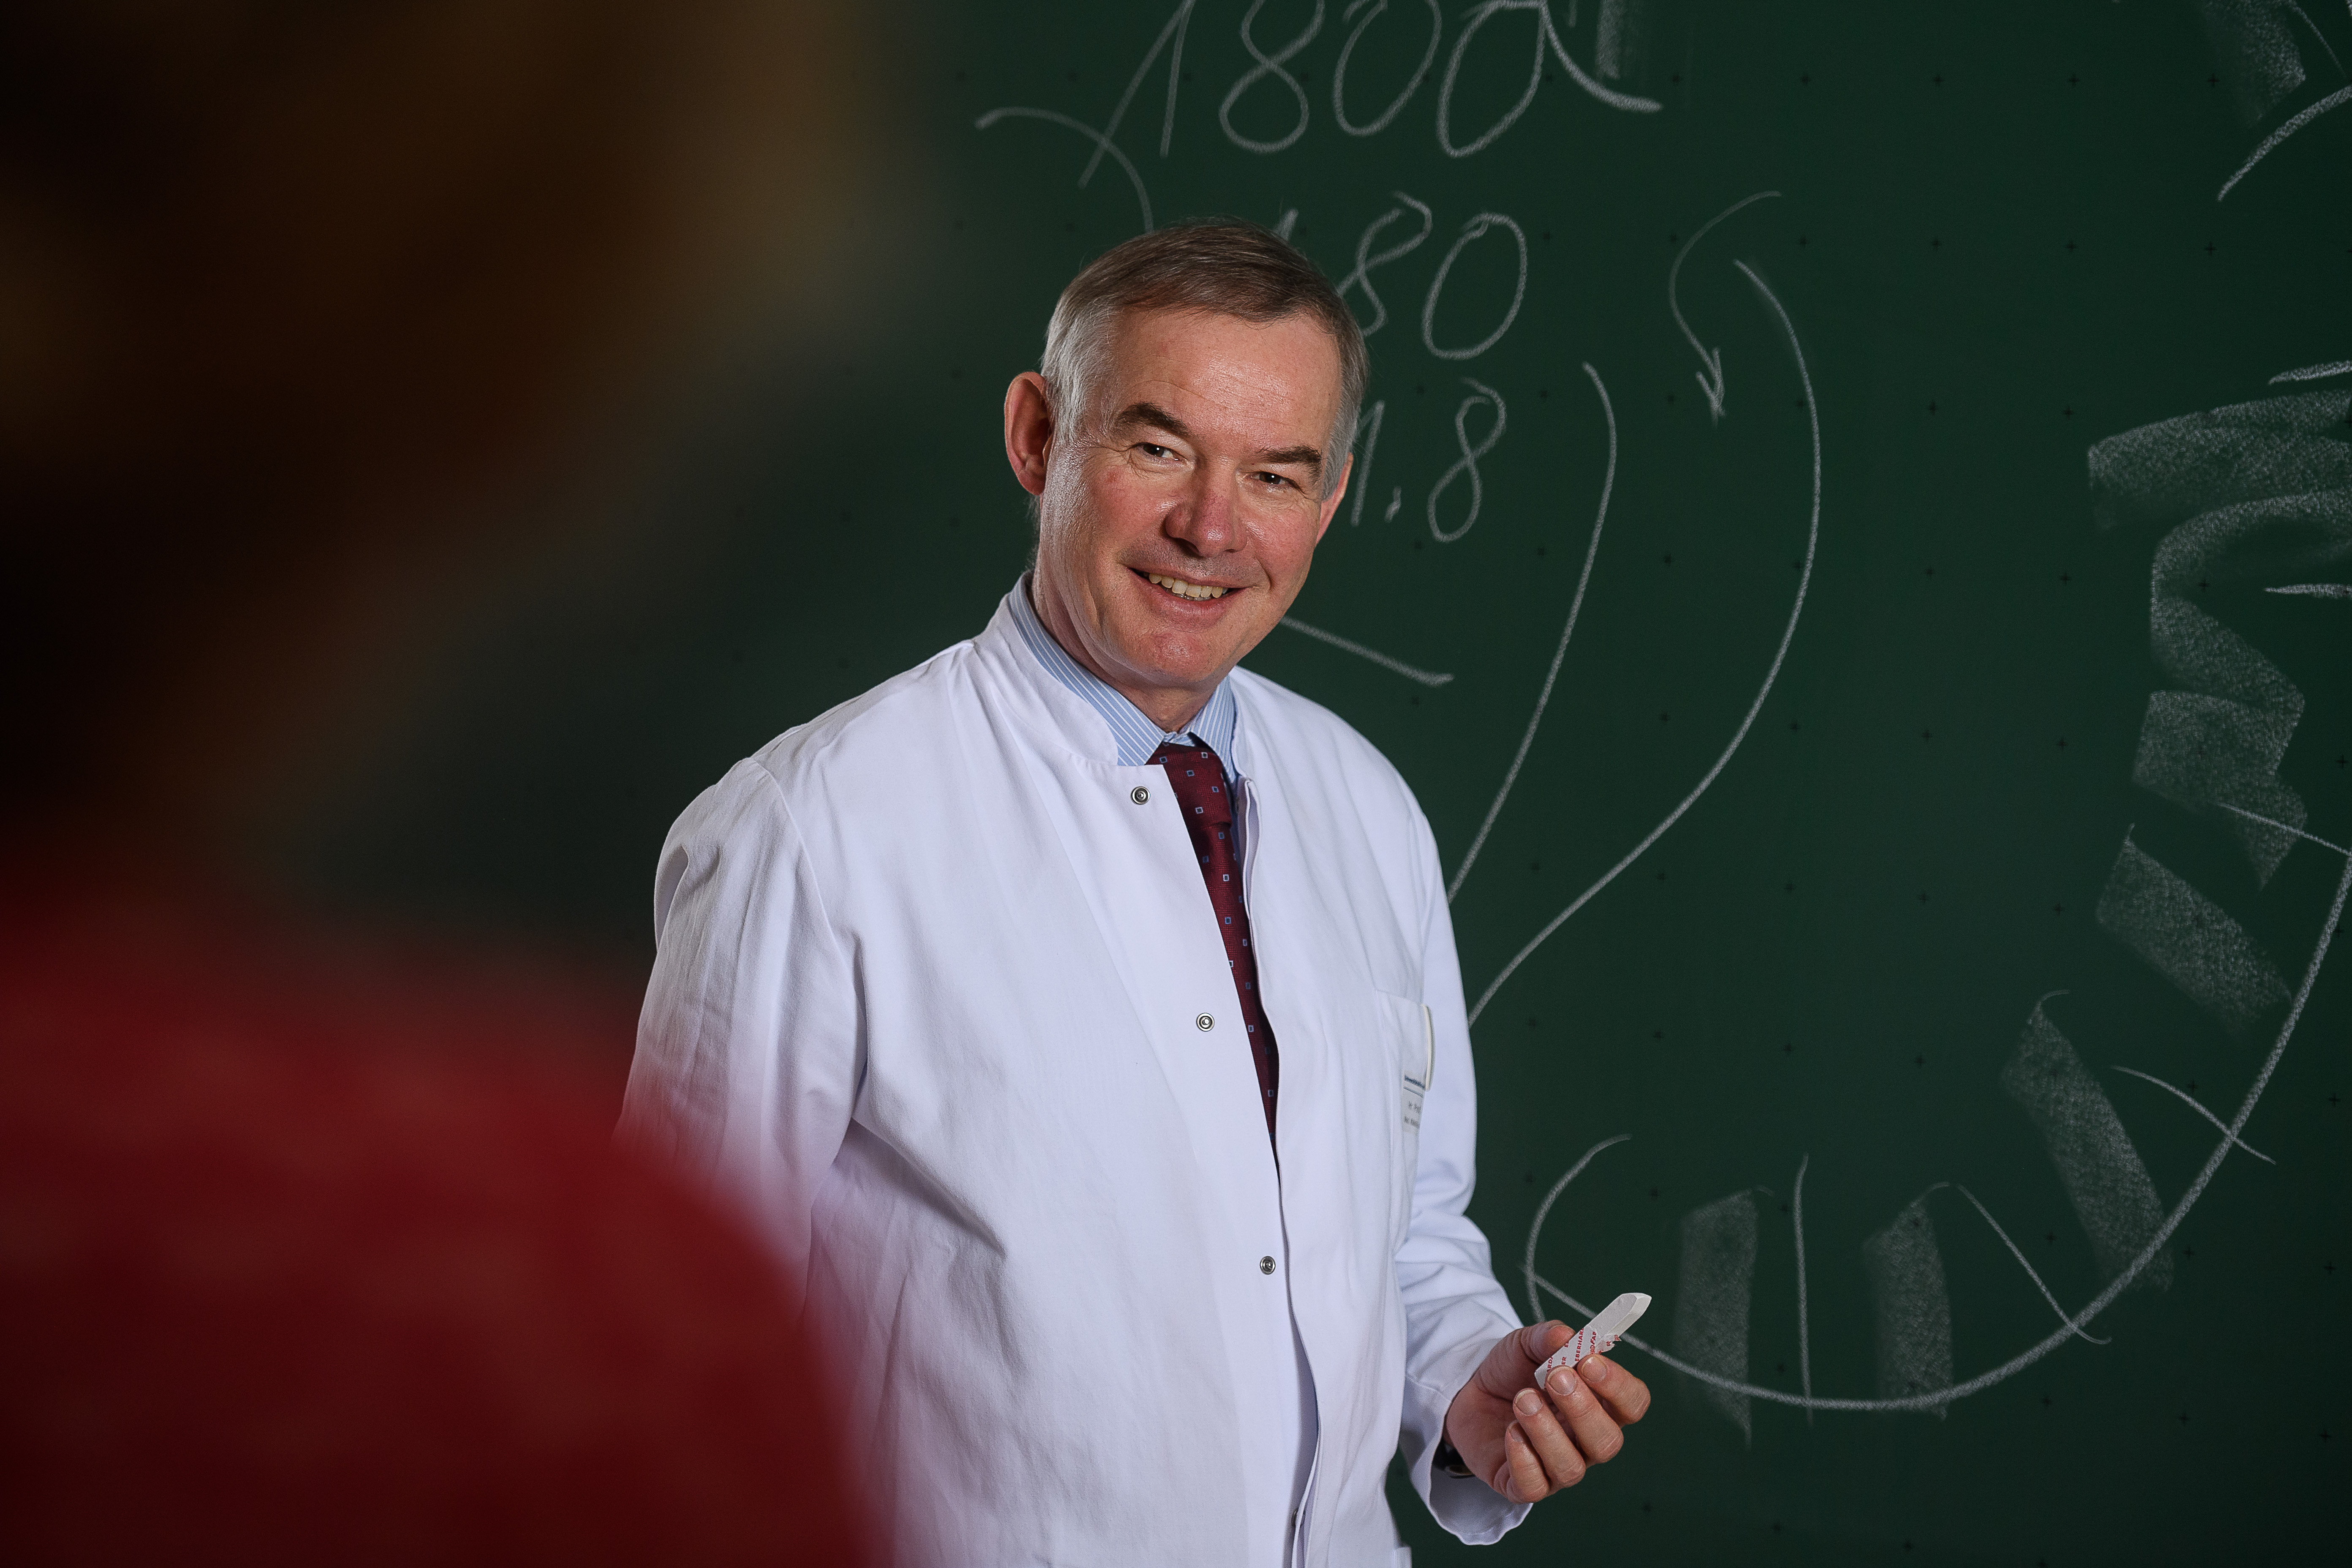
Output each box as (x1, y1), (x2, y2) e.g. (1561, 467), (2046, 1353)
(1446, 362), (1617, 901)
(1276, 614), (1454, 686)
(1336, 192), (1434, 338)
(2200, 0), (2352, 199)
(1421, 212), (1527, 362)
(1221, 0), (1324, 155)
(1526, 382), (2349, 1416)
(1465, 257), (1821, 1026)
(973, 3), (2347, 1433)
(1332, 0), (1443, 139)
(1436, 0), (1661, 159)
(1426, 378), (1506, 542)
(983, 0), (1669, 239)
(975, 106), (1154, 231)
(2219, 84), (2352, 199)
(1668, 191), (1781, 422)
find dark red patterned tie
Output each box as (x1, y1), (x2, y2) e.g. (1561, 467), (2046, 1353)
(1151, 741), (1278, 1141)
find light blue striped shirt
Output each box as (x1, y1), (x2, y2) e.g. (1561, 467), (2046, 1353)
(1009, 577), (1240, 776)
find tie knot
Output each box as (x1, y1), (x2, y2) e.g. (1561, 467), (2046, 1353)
(1151, 742), (1233, 827)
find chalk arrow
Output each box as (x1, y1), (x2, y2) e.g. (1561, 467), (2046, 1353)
(1668, 191), (1780, 424)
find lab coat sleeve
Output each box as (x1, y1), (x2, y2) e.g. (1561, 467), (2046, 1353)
(1394, 804), (1534, 1544)
(617, 757), (859, 1296)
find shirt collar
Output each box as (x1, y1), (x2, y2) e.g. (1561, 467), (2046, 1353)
(1007, 575), (1241, 775)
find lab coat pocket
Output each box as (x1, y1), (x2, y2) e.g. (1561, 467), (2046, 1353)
(1369, 989), (1434, 1255)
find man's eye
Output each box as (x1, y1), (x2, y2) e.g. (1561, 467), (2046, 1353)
(1252, 471), (1293, 490)
(1135, 442), (1173, 460)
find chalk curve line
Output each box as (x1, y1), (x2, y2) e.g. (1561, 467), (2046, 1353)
(1277, 616), (1454, 686)
(975, 107), (1154, 232)
(1448, 362), (1617, 902)
(1467, 259), (1820, 1027)
(2218, 84), (2352, 201)
(1523, 831), (2352, 1411)
(1668, 191), (1781, 422)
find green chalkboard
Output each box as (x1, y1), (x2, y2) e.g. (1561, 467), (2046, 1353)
(297, 3), (2349, 1561)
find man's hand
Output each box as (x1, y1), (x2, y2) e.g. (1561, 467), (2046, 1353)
(1442, 1323), (1651, 1503)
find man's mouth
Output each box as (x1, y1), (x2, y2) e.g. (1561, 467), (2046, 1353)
(1140, 570), (1232, 602)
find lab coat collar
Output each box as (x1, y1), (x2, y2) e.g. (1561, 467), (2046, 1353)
(999, 576), (1242, 779)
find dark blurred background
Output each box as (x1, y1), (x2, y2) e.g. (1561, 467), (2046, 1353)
(1, 0), (916, 1059)
(0, 5), (912, 1557)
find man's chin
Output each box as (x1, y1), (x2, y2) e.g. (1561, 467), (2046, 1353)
(1103, 626), (1252, 699)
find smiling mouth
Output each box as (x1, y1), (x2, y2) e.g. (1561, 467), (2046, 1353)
(1139, 569), (1233, 602)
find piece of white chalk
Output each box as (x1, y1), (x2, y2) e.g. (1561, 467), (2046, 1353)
(1535, 1292), (1651, 1385)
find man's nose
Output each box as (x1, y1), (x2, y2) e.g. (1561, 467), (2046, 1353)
(1164, 471), (1237, 555)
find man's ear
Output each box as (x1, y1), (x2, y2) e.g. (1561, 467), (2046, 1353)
(1003, 372), (1056, 497)
(1314, 451), (1353, 543)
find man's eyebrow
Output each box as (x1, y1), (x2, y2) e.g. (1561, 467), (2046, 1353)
(1252, 444), (1325, 475)
(1109, 402), (1324, 476)
(1109, 402), (1195, 444)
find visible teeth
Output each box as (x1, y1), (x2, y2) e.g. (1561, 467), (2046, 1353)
(1146, 572), (1229, 601)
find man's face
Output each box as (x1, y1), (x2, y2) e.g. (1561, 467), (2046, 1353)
(1012, 307), (1350, 726)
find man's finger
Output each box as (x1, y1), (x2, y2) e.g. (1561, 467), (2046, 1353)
(1518, 1321), (1570, 1362)
(1576, 1355), (1651, 1426)
(1499, 1422), (1552, 1503)
(1511, 1385), (1588, 1492)
(1480, 1322), (1569, 1396)
(1542, 1365), (1624, 1466)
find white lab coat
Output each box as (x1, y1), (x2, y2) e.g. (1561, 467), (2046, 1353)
(621, 587), (1528, 1566)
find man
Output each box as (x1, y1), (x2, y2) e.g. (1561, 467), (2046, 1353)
(621, 222), (1648, 1565)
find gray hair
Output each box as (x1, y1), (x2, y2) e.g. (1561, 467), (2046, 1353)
(1038, 220), (1367, 501)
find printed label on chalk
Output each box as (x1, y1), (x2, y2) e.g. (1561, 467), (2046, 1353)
(1537, 1291), (1651, 1383)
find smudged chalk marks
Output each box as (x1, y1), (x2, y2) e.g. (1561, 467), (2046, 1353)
(1435, 1), (1661, 160)
(2216, 799), (2351, 855)
(1594, 0), (1650, 82)
(2218, 84), (2352, 199)
(1673, 1191), (1759, 1440)
(2089, 388), (2351, 531)
(2195, 0), (2309, 125)
(1540, 0), (1663, 115)
(1526, 770), (2352, 1416)
(2091, 384), (2352, 880)
(2000, 999), (2174, 1290)
(1863, 1193), (1955, 1415)
(2270, 359), (2352, 384)
(2096, 834), (2292, 1037)
(2132, 691), (2307, 885)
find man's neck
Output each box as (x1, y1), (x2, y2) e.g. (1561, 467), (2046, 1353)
(1027, 576), (1214, 735)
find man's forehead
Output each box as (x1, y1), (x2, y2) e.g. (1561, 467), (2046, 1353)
(1100, 308), (1341, 428)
